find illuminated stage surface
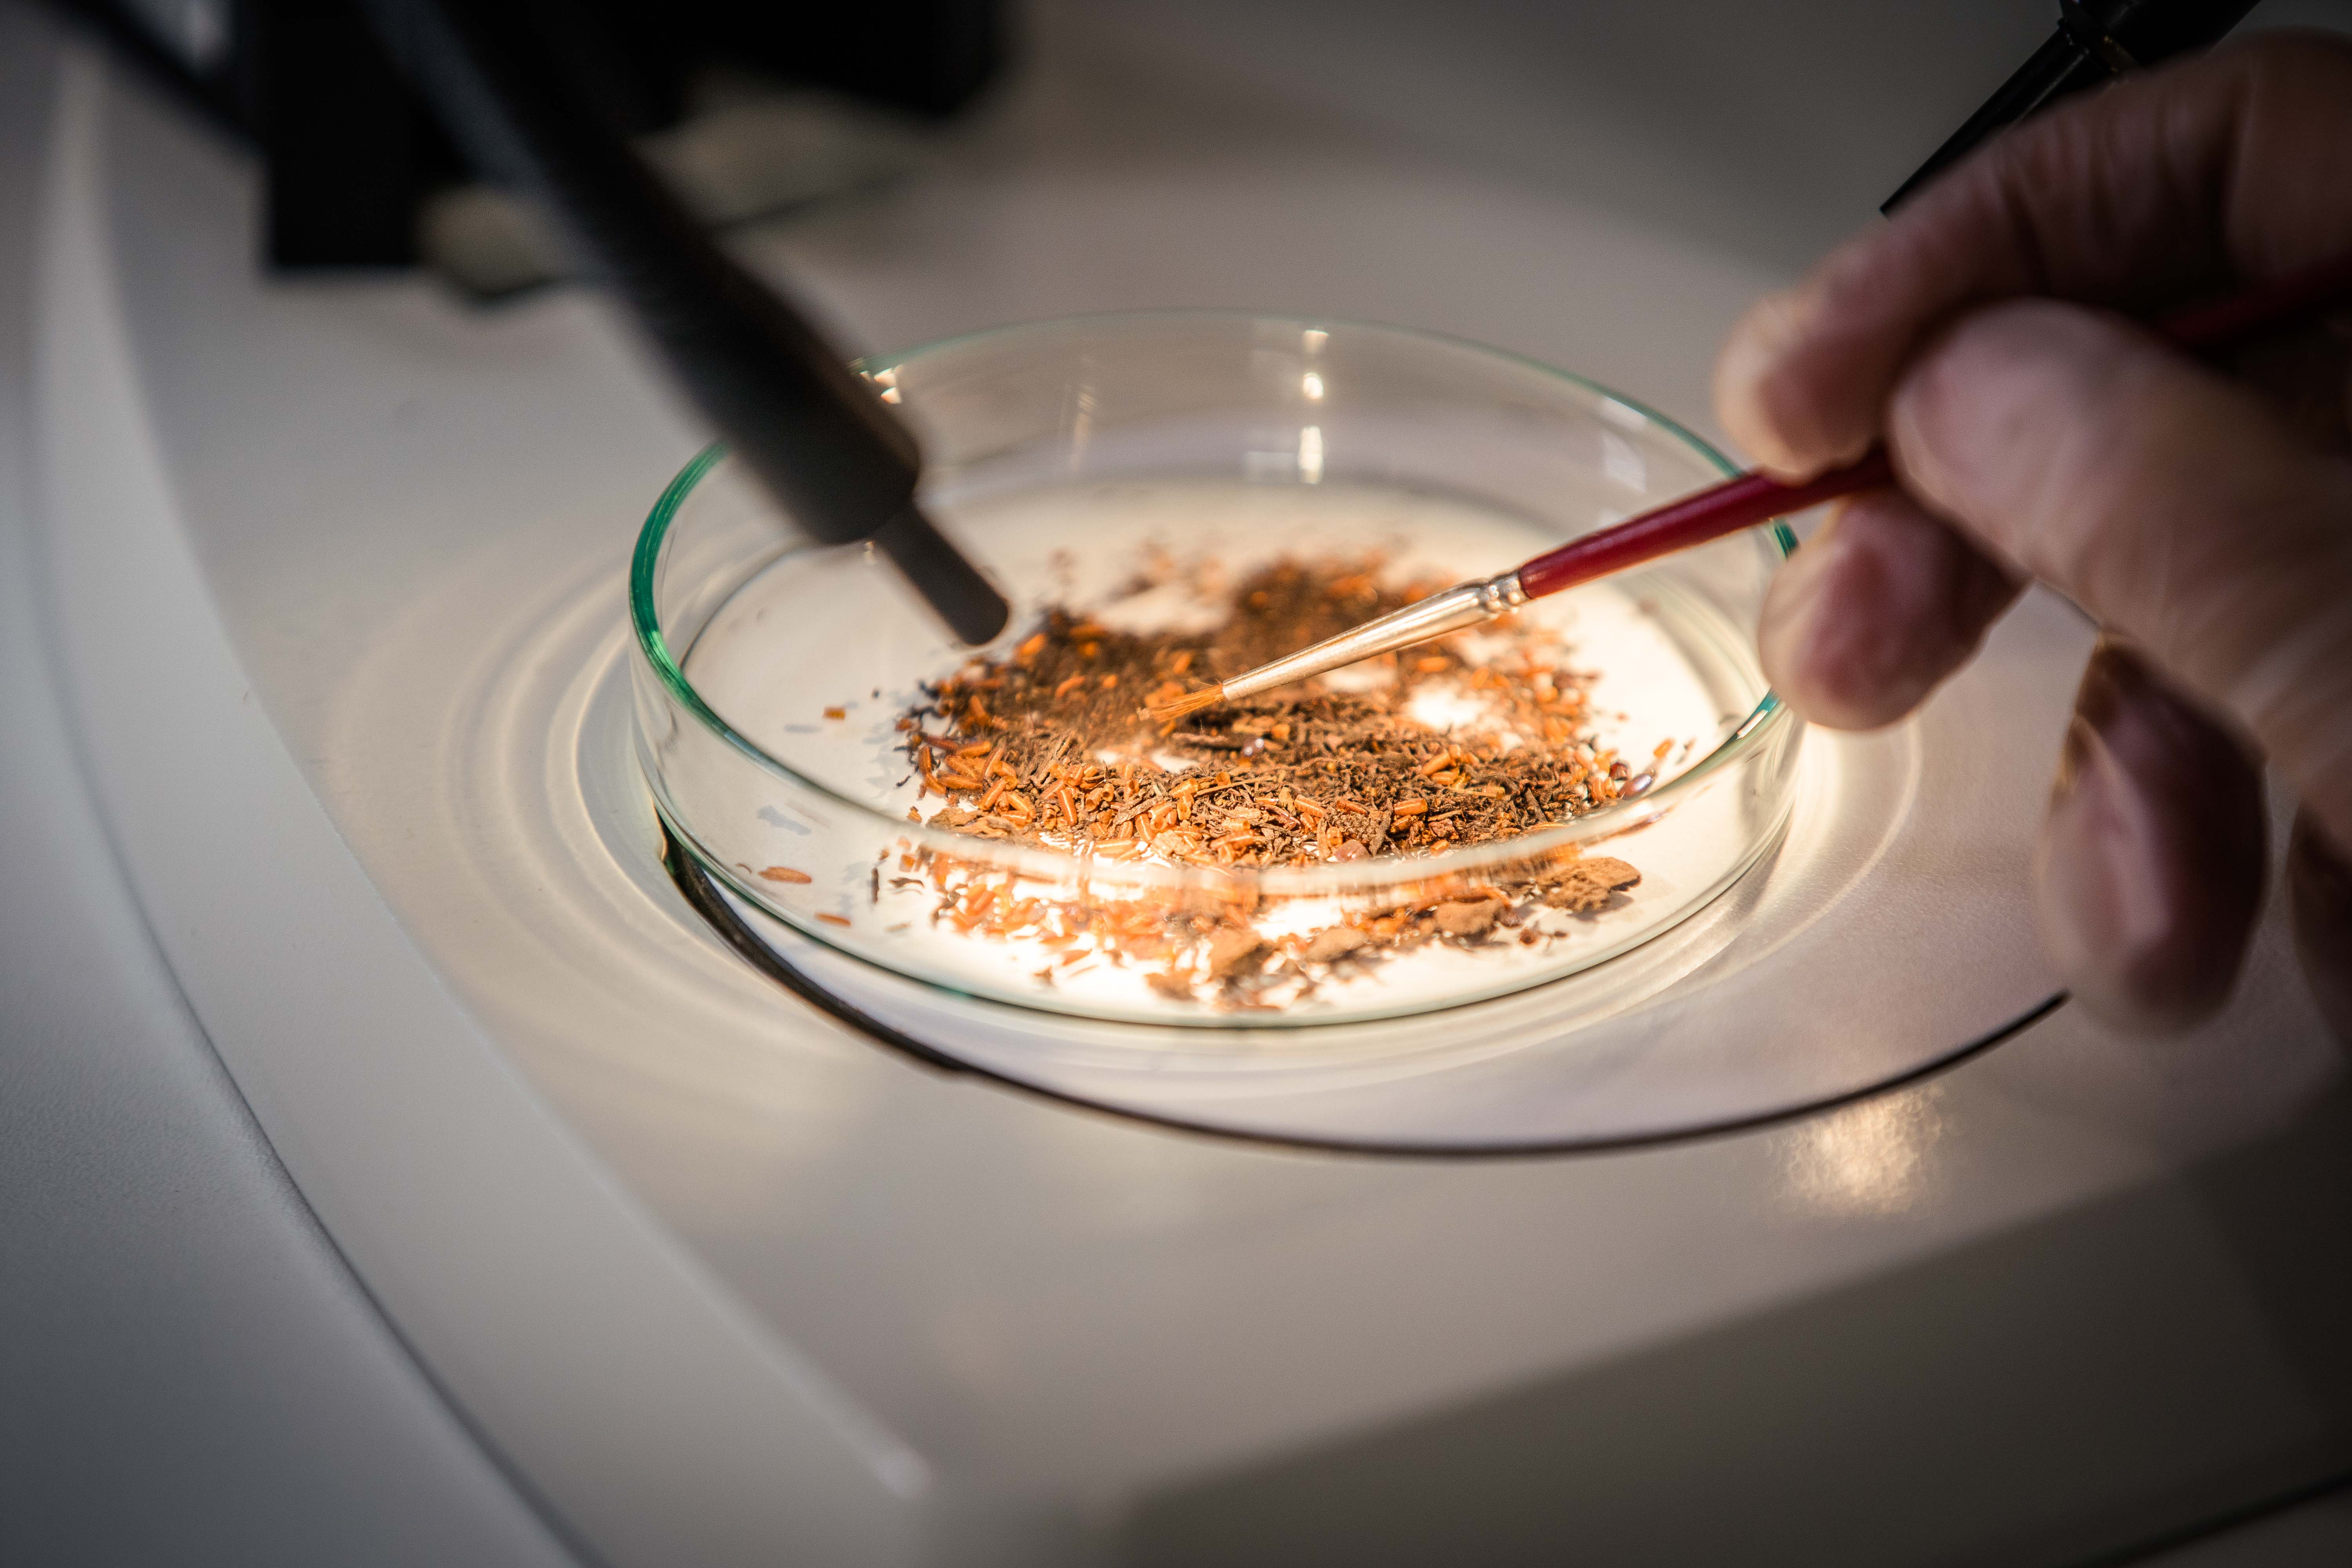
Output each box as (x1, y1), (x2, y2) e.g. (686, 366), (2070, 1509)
(14, 2), (2352, 1563)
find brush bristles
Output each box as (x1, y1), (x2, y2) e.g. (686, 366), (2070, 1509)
(1148, 683), (1227, 721)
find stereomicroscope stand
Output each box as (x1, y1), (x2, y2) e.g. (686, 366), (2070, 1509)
(8, 1), (2352, 1564)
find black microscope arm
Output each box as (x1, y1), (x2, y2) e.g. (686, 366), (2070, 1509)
(354, 0), (1009, 644)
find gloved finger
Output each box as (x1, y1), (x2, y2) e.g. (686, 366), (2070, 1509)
(1757, 489), (2022, 730)
(1715, 32), (2352, 480)
(2035, 641), (2267, 1033)
(1889, 298), (2352, 853)
(2290, 809), (2352, 1045)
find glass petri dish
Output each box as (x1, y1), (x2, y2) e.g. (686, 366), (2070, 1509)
(630, 312), (1798, 1026)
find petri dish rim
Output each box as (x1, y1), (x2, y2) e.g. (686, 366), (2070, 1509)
(629, 309), (1799, 905)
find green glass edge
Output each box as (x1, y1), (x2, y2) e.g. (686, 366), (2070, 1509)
(628, 440), (735, 746)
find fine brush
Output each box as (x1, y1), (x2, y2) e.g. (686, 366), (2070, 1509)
(1149, 249), (2352, 723)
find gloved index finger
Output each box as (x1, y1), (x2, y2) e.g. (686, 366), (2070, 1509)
(1714, 31), (2352, 481)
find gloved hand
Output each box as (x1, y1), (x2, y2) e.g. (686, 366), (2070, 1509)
(1712, 32), (2352, 1034)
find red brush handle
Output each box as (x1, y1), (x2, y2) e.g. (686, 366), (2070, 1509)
(1518, 451), (1894, 598)
(1514, 250), (2352, 601)
(2155, 249), (2352, 349)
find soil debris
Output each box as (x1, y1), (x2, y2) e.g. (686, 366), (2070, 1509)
(881, 554), (1655, 1005)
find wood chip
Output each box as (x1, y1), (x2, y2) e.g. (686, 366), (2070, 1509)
(876, 555), (1654, 987)
(1433, 900), (1501, 938)
(1303, 926), (1372, 963)
(1205, 926), (1268, 979)
(1542, 857), (1642, 911)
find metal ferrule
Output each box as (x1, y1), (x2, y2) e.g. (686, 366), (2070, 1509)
(1221, 570), (1527, 702)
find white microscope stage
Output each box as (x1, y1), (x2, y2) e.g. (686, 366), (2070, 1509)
(15, 2), (2352, 1563)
